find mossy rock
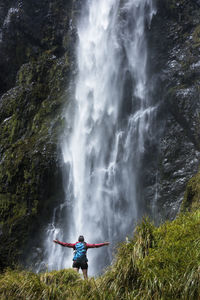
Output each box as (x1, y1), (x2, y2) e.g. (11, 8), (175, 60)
(0, 51), (70, 271)
(192, 24), (200, 47)
(181, 171), (200, 212)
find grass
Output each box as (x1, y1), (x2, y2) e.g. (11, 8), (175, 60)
(0, 210), (200, 299)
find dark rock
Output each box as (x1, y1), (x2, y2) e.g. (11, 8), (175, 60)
(150, 0), (200, 220)
(0, 0), (75, 271)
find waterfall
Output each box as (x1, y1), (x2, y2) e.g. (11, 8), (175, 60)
(43, 0), (156, 276)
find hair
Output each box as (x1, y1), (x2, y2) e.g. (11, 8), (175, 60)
(78, 235), (84, 242)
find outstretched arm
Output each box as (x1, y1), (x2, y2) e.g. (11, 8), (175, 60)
(86, 242), (109, 248)
(53, 240), (76, 248)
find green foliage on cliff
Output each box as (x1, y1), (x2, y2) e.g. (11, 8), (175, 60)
(192, 24), (200, 47)
(0, 0), (75, 271)
(0, 210), (200, 299)
(0, 51), (69, 270)
(181, 171), (200, 212)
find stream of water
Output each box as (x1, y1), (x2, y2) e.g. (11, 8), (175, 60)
(43, 0), (156, 276)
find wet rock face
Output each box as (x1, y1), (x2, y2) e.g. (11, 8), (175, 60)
(0, 0), (74, 95)
(151, 0), (200, 220)
(0, 0), (75, 270)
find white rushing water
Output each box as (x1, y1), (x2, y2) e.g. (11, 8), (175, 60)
(43, 0), (156, 276)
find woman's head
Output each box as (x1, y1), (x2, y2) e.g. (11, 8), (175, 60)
(78, 235), (84, 242)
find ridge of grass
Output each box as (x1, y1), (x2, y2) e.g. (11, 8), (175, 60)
(0, 210), (200, 299)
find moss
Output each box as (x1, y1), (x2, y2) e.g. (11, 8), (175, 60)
(0, 0), (75, 271)
(0, 50), (69, 270)
(192, 24), (200, 46)
(0, 194), (12, 220)
(181, 171), (200, 212)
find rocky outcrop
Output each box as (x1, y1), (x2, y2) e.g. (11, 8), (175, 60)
(148, 0), (200, 220)
(0, 0), (75, 94)
(0, 0), (75, 270)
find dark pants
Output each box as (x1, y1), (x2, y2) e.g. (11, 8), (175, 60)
(72, 260), (88, 270)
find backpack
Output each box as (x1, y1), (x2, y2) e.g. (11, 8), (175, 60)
(73, 242), (88, 262)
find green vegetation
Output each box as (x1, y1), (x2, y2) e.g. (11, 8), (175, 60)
(181, 171), (200, 212)
(192, 25), (200, 47)
(0, 0), (73, 273)
(0, 51), (69, 270)
(1, 210), (199, 299)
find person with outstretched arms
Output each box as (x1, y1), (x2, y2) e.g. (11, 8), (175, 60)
(53, 235), (109, 279)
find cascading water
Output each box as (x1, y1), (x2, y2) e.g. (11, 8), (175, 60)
(43, 0), (156, 276)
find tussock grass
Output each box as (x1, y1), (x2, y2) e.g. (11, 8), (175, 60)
(0, 269), (45, 300)
(0, 210), (200, 299)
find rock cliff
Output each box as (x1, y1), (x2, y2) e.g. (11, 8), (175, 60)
(0, 0), (75, 270)
(150, 0), (200, 220)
